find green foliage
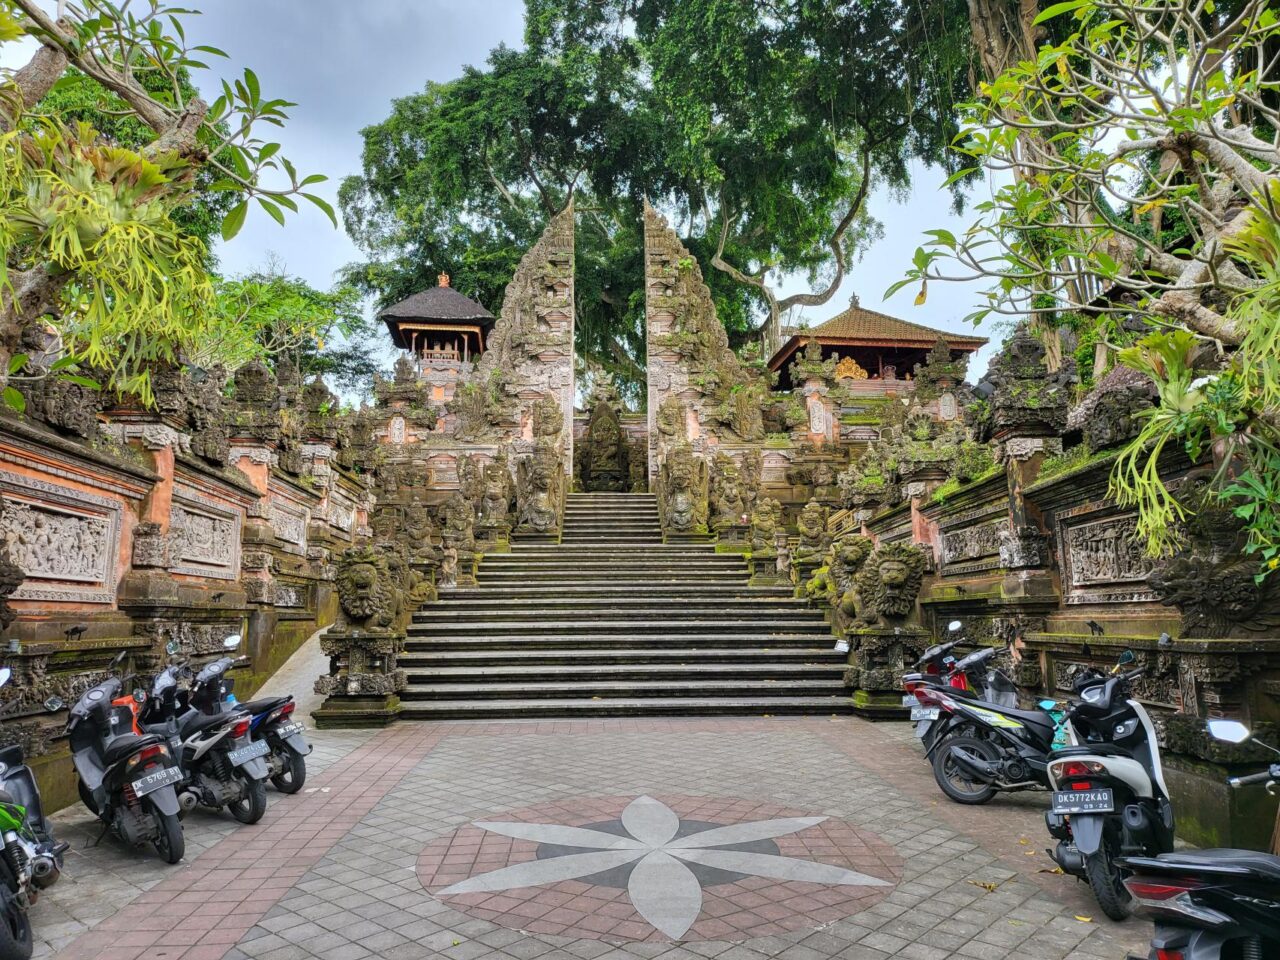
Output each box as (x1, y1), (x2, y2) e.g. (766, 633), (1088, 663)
(211, 268), (384, 396)
(343, 0), (977, 394)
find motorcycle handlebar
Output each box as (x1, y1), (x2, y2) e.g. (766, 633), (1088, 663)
(1229, 769), (1276, 789)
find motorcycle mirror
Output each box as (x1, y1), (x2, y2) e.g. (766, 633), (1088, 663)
(0, 667), (9, 688)
(165, 639), (180, 656)
(1207, 719), (1251, 744)
(44, 696), (63, 712)
(223, 634), (242, 650)
(946, 620), (962, 633)
(110, 650), (127, 668)
(1117, 649), (1136, 666)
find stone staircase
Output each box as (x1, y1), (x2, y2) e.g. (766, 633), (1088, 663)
(399, 492), (852, 718)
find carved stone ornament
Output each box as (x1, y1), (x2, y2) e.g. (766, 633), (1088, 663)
(1057, 508), (1157, 605)
(131, 521), (169, 569)
(710, 453), (747, 530)
(516, 441), (563, 535)
(334, 543), (402, 633)
(658, 443), (709, 534)
(854, 542), (928, 626)
(582, 391), (627, 492)
(834, 356), (868, 381)
(998, 525), (1048, 569)
(170, 493), (241, 580)
(793, 500), (830, 567)
(0, 472), (121, 604)
(749, 498), (782, 558)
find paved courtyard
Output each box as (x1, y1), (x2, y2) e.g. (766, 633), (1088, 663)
(30, 711), (1152, 960)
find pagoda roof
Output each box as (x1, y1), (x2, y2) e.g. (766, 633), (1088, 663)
(380, 283), (495, 351)
(769, 304), (987, 371)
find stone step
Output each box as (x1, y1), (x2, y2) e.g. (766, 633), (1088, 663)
(398, 696), (853, 719)
(440, 585), (794, 599)
(400, 679), (847, 700)
(480, 556), (746, 568)
(402, 662), (846, 681)
(474, 575), (751, 587)
(509, 543), (715, 553)
(408, 618), (832, 636)
(400, 645), (842, 665)
(426, 600), (816, 617)
(403, 632), (833, 650)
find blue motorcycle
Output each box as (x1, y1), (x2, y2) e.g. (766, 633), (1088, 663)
(239, 694), (311, 794)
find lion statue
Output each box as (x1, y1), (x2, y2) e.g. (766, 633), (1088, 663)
(854, 541), (927, 626)
(335, 544), (401, 632)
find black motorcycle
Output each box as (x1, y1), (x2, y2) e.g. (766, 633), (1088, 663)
(1120, 718), (1280, 960)
(139, 637), (270, 824)
(1043, 653), (1176, 920)
(67, 654), (185, 864)
(0, 668), (68, 960)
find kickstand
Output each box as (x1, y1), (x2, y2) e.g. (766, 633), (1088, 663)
(87, 820), (109, 848)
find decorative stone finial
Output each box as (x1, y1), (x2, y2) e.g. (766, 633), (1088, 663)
(438, 272), (451, 288)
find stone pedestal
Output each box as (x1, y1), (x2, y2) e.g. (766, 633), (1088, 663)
(715, 522), (750, 553)
(846, 625), (928, 718)
(312, 629), (405, 728)
(748, 553), (784, 587)
(792, 558), (823, 598)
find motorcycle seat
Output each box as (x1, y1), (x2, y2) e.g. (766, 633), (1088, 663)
(1048, 744), (1129, 759)
(178, 710), (240, 737)
(103, 733), (166, 767)
(239, 697), (290, 717)
(1148, 849), (1280, 882)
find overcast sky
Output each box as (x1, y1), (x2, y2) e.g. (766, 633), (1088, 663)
(7, 1), (1007, 378)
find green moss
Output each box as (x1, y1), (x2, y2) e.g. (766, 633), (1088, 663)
(1037, 445), (1117, 483)
(930, 465), (1003, 504)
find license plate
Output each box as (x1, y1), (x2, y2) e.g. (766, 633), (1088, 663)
(131, 765), (181, 797)
(1051, 788), (1114, 815)
(910, 706), (939, 722)
(901, 694), (917, 707)
(228, 740), (270, 767)
(275, 722), (304, 737)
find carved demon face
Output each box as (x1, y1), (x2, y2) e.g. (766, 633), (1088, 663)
(340, 561), (381, 619)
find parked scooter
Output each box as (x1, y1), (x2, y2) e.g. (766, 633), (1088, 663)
(1044, 650), (1175, 920)
(1118, 718), (1280, 960)
(0, 669), (68, 960)
(138, 636), (271, 824)
(240, 695), (310, 794)
(67, 652), (186, 864)
(902, 621), (1019, 746)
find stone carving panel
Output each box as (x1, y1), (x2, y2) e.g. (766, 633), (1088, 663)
(170, 492), (242, 580)
(269, 502), (308, 552)
(0, 470), (121, 603)
(938, 505), (1007, 576)
(1057, 507), (1156, 604)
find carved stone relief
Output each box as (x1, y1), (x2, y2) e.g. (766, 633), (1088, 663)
(0, 470), (121, 603)
(269, 502), (308, 552)
(1057, 507), (1156, 604)
(169, 492), (242, 580)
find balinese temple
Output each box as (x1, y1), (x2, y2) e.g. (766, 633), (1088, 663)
(768, 302), (987, 391)
(380, 273), (495, 402)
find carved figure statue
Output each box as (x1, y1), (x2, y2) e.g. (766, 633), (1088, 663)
(441, 493), (476, 554)
(517, 444), (561, 534)
(659, 443), (708, 533)
(335, 544), (401, 632)
(479, 458), (512, 527)
(749, 498), (782, 557)
(583, 393), (626, 491)
(829, 536), (874, 627)
(710, 454), (746, 529)
(793, 500), (830, 566)
(854, 542), (928, 626)
(531, 394), (565, 440)
(656, 396), (687, 444)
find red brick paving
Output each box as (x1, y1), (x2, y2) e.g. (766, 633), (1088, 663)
(53, 723), (448, 960)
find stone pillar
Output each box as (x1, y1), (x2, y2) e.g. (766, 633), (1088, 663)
(845, 542), (930, 717)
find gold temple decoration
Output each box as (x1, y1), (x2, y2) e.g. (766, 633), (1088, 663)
(834, 355), (869, 381)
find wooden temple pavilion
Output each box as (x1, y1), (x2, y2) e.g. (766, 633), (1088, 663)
(380, 274), (496, 364)
(768, 303), (988, 390)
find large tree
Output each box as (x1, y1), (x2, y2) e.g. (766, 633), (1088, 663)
(342, 0), (975, 398)
(1, 0), (333, 403)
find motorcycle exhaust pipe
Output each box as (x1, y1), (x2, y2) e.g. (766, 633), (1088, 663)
(1122, 804), (1155, 849)
(30, 855), (58, 888)
(948, 746), (998, 784)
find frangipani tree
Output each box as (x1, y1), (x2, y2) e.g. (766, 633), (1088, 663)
(895, 0), (1280, 577)
(0, 0), (334, 404)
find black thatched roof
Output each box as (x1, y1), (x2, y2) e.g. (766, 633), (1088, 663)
(380, 286), (495, 326)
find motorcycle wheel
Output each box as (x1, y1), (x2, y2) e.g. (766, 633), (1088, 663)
(1084, 842), (1132, 921)
(0, 863), (32, 960)
(270, 749), (306, 794)
(0, 899), (32, 960)
(229, 776), (267, 825)
(931, 735), (999, 805)
(151, 807), (185, 865)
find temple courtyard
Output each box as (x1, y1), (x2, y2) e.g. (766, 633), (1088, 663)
(28, 646), (1151, 960)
